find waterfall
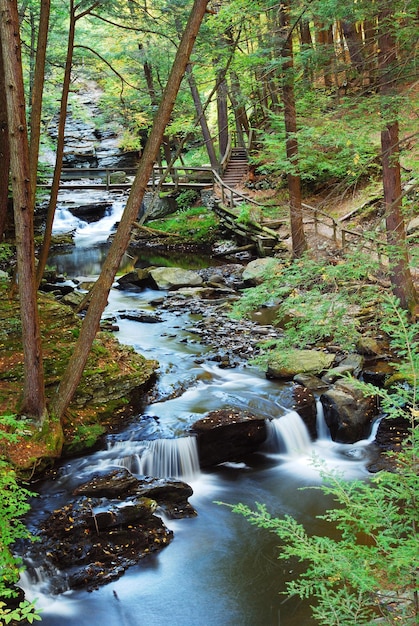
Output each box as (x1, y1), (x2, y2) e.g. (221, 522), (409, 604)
(115, 436), (201, 481)
(316, 400), (331, 440)
(265, 411), (312, 457)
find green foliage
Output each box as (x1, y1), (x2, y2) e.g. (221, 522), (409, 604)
(0, 415), (41, 623)
(0, 245), (14, 266)
(148, 206), (219, 242)
(224, 297), (419, 625)
(258, 108), (381, 188)
(175, 190), (199, 212)
(231, 252), (382, 356)
(0, 599), (41, 624)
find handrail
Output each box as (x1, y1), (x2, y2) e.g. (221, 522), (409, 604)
(212, 169), (264, 210)
(219, 134), (232, 175)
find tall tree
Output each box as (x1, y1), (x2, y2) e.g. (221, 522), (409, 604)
(0, 40), (10, 240)
(51, 0), (210, 420)
(28, 0), (50, 207)
(378, 1), (417, 312)
(279, 1), (307, 258)
(0, 0), (46, 421)
(36, 0), (100, 287)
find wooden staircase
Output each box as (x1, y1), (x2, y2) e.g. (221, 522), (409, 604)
(221, 147), (248, 188)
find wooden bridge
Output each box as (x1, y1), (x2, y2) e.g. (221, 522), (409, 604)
(38, 165), (214, 192)
(39, 143), (389, 260)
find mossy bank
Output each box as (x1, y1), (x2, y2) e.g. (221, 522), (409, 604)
(0, 280), (157, 473)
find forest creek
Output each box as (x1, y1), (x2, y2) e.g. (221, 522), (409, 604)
(1, 72), (418, 625)
(1, 84), (416, 624)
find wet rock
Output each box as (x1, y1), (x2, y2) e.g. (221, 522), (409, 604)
(68, 201), (112, 222)
(362, 359), (395, 387)
(293, 373), (329, 392)
(116, 268), (153, 291)
(320, 380), (379, 443)
(37, 496), (172, 591)
(73, 469), (196, 519)
(26, 469), (197, 592)
(292, 384), (317, 439)
(373, 415), (410, 452)
(321, 353), (364, 383)
(191, 408), (267, 466)
(119, 310), (162, 323)
(149, 267), (203, 290)
(242, 257), (282, 285)
(267, 349), (336, 379)
(356, 336), (386, 356)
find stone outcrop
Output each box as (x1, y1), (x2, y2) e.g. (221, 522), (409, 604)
(320, 380), (379, 443)
(149, 267), (203, 290)
(267, 349), (336, 379)
(27, 469), (196, 592)
(191, 408), (267, 466)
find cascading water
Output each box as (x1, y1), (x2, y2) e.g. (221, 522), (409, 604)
(18, 181), (380, 626)
(265, 411), (312, 457)
(113, 436), (201, 481)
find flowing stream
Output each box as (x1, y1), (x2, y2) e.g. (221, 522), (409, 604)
(19, 190), (379, 626)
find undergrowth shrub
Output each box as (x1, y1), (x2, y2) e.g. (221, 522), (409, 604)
(222, 297), (419, 625)
(0, 414), (41, 624)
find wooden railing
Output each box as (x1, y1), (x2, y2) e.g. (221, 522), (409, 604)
(39, 165), (214, 191)
(212, 173), (388, 261)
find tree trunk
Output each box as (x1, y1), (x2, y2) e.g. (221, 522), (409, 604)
(217, 68), (228, 158)
(0, 39), (10, 240)
(186, 63), (218, 168)
(314, 21), (334, 88)
(378, 3), (417, 311)
(50, 0), (210, 420)
(29, 0), (50, 207)
(0, 0), (46, 420)
(341, 19), (365, 74)
(279, 2), (307, 258)
(36, 0), (76, 286)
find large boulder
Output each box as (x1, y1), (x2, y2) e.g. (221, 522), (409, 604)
(149, 267), (203, 290)
(191, 408), (267, 466)
(68, 201), (112, 222)
(26, 469), (196, 592)
(320, 380), (379, 443)
(242, 257), (282, 285)
(267, 349), (335, 379)
(292, 383), (318, 439)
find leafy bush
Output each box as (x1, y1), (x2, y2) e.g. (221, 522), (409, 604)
(230, 252), (381, 355)
(0, 415), (41, 623)
(224, 297), (419, 625)
(175, 189), (199, 212)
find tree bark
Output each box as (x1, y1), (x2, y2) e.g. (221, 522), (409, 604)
(36, 0), (76, 286)
(186, 63), (218, 168)
(0, 38), (10, 240)
(0, 0), (46, 420)
(50, 0), (210, 420)
(217, 67), (228, 158)
(279, 1), (307, 258)
(29, 0), (50, 207)
(378, 3), (417, 311)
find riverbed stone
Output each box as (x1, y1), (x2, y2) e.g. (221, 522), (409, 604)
(149, 267), (203, 290)
(320, 380), (379, 443)
(73, 469), (196, 519)
(242, 257), (282, 285)
(68, 201), (112, 222)
(321, 353), (364, 383)
(25, 468), (198, 592)
(191, 408), (267, 466)
(267, 349), (336, 379)
(36, 495), (173, 591)
(292, 383), (317, 439)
